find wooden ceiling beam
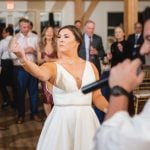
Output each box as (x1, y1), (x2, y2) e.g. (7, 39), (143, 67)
(81, 0), (99, 25)
(124, 0), (138, 37)
(52, 1), (67, 11)
(74, 0), (83, 20)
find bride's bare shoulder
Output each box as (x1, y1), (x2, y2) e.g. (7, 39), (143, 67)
(40, 61), (57, 71)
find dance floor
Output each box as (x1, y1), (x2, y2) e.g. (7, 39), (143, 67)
(0, 97), (44, 150)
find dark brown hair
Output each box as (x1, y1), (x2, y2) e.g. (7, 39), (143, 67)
(39, 26), (57, 53)
(58, 25), (82, 44)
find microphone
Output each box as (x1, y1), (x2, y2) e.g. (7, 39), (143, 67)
(81, 66), (142, 94)
(81, 78), (108, 94)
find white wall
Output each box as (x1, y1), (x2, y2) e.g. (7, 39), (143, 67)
(61, 2), (75, 26)
(0, 1), (149, 50)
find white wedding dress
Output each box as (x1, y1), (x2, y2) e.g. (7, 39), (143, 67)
(37, 61), (100, 150)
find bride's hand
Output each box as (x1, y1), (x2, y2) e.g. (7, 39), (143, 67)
(10, 38), (26, 59)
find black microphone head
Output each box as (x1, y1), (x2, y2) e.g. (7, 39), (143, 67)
(81, 78), (108, 94)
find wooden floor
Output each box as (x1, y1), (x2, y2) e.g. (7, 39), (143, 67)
(0, 98), (45, 150)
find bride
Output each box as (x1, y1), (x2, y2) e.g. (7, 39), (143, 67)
(10, 25), (109, 150)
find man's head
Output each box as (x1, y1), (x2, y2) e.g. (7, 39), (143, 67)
(84, 20), (95, 37)
(19, 18), (30, 36)
(74, 20), (82, 30)
(2, 27), (12, 38)
(134, 22), (143, 34)
(140, 7), (150, 55)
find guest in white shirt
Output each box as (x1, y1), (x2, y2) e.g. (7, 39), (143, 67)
(94, 7), (150, 150)
(11, 18), (41, 124)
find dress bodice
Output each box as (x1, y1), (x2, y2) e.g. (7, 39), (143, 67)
(52, 61), (96, 106)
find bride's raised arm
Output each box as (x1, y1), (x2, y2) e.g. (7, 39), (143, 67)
(10, 38), (56, 83)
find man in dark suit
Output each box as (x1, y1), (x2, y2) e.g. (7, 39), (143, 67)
(78, 20), (106, 123)
(127, 22), (145, 64)
(78, 20), (105, 76)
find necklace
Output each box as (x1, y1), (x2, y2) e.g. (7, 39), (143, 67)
(59, 59), (75, 65)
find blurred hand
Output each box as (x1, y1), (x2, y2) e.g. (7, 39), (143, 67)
(107, 52), (112, 60)
(25, 47), (35, 54)
(90, 47), (98, 55)
(117, 43), (123, 52)
(109, 59), (145, 92)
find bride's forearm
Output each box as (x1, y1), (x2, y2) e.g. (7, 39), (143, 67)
(19, 58), (50, 82)
(93, 93), (109, 113)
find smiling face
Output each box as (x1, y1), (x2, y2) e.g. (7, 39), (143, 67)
(57, 28), (79, 52)
(19, 21), (30, 36)
(45, 27), (54, 40)
(114, 27), (125, 41)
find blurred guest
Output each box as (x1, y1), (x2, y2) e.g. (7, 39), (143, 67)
(10, 18), (41, 124)
(78, 20), (105, 76)
(110, 26), (134, 116)
(38, 26), (57, 116)
(110, 26), (132, 67)
(74, 20), (82, 31)
(127, 22), (145, 63)
(94, 7), (150, 150)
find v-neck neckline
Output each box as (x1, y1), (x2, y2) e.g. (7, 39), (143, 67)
(56, 61), (87, 90)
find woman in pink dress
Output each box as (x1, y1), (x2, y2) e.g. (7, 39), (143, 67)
(38, 26), (57, 116)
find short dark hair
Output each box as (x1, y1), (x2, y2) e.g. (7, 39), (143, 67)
(134, 22), (142, 27)
(58, 25), (82, 44)
(74, 20), (81, 25)
(19, 18), (30, 25)
(3, 27), (13, 35)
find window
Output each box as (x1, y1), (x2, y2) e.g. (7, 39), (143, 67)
(40, 12), (62, 33)
(107, 12), (123, 37)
